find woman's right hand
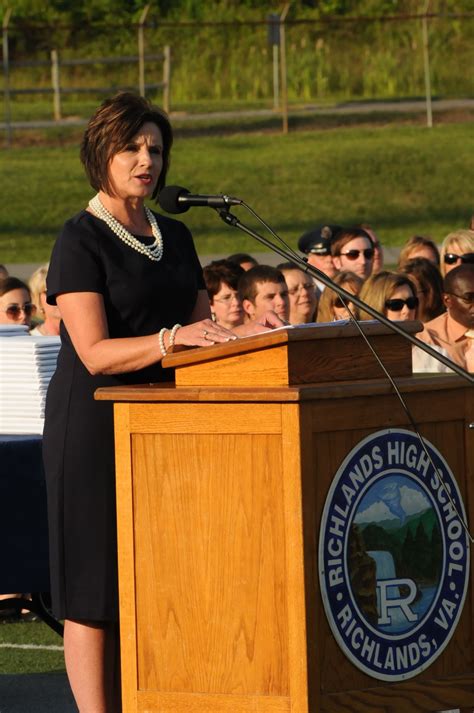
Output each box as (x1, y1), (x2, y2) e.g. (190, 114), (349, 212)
(173, 319), (237, 349)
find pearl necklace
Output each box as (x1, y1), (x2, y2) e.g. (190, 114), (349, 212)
(88, 194), (164, 262)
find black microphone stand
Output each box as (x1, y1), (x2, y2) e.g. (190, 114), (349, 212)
(216, 208), (474, 385)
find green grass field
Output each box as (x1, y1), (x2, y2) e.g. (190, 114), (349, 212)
(0, 620), (64, 674)
(1, 119), (473, 264)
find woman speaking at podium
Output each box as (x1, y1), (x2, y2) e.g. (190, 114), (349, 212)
(43, 92), (280, 712)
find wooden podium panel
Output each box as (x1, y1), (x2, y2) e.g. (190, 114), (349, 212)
(112, 398), (306, 713)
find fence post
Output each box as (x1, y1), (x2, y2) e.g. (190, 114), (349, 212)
(162, 45), (171, 114)
(279, 3), (290, 134)
(50, 49), (62, 121)
(2, 7), (12, 148)
(267, 13), (280, 111)
(421, 0), (433, 128)
(138, 4), (150, 97)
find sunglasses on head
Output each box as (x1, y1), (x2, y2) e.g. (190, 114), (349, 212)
(0, 303), (36, 320)
(444, 252), (474, 265)
(340, 248), (374, 261)
(385, 296), (419, 312)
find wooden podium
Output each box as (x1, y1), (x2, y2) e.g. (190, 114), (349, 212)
(96, 323), (474, 713)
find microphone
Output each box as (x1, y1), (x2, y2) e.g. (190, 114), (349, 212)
(159, 185), (242, 214)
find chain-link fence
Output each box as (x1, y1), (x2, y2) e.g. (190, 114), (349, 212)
(2, 10), (474, 130)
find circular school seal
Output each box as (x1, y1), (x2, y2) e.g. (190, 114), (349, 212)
(318, 428), (469, 681)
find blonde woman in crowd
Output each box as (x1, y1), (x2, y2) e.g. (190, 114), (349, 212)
(439, 229), (474, 277)
(358, 271), (418, 322)
(398, 235), (440, 268)
(316, 271), (363, 323)
(29, 264), (61, 336)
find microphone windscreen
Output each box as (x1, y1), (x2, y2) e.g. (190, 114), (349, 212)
(158, 185), (190, 214)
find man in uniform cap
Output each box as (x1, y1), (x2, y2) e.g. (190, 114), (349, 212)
(298, 224), (342, 293)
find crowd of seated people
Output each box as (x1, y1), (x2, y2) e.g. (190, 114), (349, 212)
(199, 223), (474, 375)
(2, 223), (473, 372)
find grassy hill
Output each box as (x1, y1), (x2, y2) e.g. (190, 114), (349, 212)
(1, 119), (473, 264)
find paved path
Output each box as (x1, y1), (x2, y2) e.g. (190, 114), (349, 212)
(1, 98), (473, 130)
(6, 248), (402, 283)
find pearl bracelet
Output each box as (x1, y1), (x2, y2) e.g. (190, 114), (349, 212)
(169, 323), (182, 349)
(158, 327), (168, 357)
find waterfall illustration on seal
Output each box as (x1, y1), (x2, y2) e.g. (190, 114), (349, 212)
(348, 474), (441, 635)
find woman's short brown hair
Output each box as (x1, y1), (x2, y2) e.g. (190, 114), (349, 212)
(203, 260), (244, 300)
(80, 91), (173, 200)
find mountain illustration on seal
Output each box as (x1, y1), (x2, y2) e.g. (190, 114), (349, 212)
(348, 475), (442, 631)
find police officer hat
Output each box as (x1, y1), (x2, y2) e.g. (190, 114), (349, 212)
(298, 225), (342, 255)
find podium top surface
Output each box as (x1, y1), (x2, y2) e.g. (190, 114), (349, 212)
(160, 320), (422, 370)
(95, 373), (466, 404)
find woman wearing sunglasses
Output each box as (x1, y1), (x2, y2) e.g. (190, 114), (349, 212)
(331, 227), (374, 281)
(316, 271), (363, 323)
(358, 271), (419, 322)
(439, 229), (474, 278)
(0, 277), (36, 328)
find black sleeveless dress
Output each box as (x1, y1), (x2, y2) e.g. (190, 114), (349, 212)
(43, 209), (204, 621)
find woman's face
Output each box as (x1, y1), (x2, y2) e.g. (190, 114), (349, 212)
(385, 284), (417, 321)
(443, 241), (474, 276)
(211, 282), (243, 329)
(0, 288), (35, 326)
(333, 282), (357, 321)
(107, 122), (163, 201)
(284, 269), (317, 324)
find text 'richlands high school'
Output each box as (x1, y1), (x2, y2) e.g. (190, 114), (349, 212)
(319, 429), (469, 681)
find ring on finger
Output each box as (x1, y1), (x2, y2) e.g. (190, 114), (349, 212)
(203, 329), (208, 337)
